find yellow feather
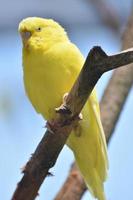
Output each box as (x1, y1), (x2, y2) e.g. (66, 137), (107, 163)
(19, 17), (108, 200)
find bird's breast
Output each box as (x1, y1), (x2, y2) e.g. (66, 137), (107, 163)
(23, 50), (75, 120)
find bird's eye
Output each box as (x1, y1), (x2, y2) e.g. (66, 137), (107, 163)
(36, 27), (42, 31)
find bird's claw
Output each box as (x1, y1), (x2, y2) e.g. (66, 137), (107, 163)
(62, 93), (69, 102)
(45, 121), (55, 134)
(55, 93), (72, 115)
(78, 113), (83, 120)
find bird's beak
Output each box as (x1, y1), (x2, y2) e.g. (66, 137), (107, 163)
(20, 30), (32, 41)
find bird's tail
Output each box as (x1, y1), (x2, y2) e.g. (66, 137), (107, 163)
(73, 152), (106, 200)
(67, 90), (108, 200)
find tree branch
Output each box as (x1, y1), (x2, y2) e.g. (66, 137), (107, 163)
(11, 45), (133, 200)
(54, 12), (133, 200)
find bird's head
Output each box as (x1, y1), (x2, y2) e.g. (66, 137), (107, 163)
(18, 17), (69, 49)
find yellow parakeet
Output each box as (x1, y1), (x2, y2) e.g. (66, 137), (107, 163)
(19, 17), (108, 200)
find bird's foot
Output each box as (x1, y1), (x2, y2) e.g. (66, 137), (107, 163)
(20, 164), (26, 173)
(55, 92), (83, 130)
(63, 92), (69, 102)
(78, 113), (83, 120)
(45, 120), (57, 134)
(55, 93), (72, 115)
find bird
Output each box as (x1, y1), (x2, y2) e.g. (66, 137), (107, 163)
(19, 17), (108, 200)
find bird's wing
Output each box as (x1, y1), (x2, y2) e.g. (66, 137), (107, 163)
(89, 89), (109, 170)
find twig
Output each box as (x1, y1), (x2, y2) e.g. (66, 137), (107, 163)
(54, 12), (133, 200)
(11, 46), (133, 200)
